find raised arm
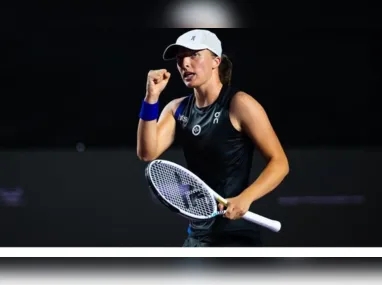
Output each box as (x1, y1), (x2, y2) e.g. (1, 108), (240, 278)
(137, 69), (183, 161)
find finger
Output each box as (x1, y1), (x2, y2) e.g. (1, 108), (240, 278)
(228, 209), (237, 220)
(231, 208), (243, 220)
(153, 77), (161, 83)
(234, 210), (242, 220)
(157, 69), (167, 77)
(153, 74), (164, 83)
(218, 203), (224, 211)
(149, 69), (166, 75)
(222, 199), (231, 218)
(224, 206), (234, 219)
(238, 209), (247, 219)
(163, 71), (171, 80)
(149, 69), (166, 79)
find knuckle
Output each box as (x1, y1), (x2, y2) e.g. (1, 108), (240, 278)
(148, 70), (160, 76)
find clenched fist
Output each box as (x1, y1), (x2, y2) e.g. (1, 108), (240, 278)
(145, 69), (171, 102)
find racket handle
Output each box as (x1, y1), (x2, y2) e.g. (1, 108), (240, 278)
(242, 211), (281, 232)
(212, 193), (281, 232)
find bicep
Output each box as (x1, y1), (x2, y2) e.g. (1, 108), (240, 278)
(235, 94), (286, 160)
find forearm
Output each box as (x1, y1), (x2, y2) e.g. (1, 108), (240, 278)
(137, 120), (158, 161)
(240, 157), (289, 203)
(137, 95), (159, 161)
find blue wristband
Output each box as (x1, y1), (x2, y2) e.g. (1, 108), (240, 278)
(139, 100), (159, 121)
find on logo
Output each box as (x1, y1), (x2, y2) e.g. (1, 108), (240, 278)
(213, 112), (220, 124)
(192, 125), (201, 136)
(191, 36), (196, 41)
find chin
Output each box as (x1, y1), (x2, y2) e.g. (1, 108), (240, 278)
(183, 80), (200, 88)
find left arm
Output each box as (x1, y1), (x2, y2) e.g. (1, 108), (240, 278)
(221, 92), (289, 220)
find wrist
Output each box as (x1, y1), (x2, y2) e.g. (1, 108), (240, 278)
(144, 93), (159, 104)
(139, 99), (159, 121)
(239, 188), (257, 204)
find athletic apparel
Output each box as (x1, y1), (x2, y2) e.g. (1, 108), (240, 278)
(174, 84), (261, 240)
(163, 29), (222, 60)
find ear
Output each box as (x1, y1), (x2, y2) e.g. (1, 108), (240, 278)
(212, 56), (221, 70)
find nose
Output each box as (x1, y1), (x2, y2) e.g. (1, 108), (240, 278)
(178, 56), (190, 69)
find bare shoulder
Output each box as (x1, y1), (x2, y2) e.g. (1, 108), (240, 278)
(229, 91), (267, 131)
(230, 91), (264, 114)
(167, 96), (189, 115)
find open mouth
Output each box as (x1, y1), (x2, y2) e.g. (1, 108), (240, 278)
(183, 72), (195, 81)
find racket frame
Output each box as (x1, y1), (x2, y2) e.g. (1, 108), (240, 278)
(145, 160), (219, 221)
(145, 159), (282, 232)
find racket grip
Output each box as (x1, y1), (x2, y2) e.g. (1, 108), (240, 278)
(242, 211), (281, 232)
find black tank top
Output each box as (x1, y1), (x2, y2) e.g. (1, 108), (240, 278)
(174, 84), (261, 238)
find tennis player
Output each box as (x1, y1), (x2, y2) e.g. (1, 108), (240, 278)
(137, 29), (289, 247)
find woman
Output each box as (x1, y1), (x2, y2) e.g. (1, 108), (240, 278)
(137, 29), (289, 247)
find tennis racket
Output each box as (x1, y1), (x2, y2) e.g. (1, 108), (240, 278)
(145, 159), (281, 232)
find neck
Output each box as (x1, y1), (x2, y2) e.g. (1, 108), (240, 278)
(193, 77), (223, 108)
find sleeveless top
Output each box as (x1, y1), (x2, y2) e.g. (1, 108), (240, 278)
(174, 84), (261, 238)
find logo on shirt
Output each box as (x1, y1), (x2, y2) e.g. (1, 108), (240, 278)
(178, 115), (188, 127)
(192, 124), (201, 136)
(213, 112), (221, 124)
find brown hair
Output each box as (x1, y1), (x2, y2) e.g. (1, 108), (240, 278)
(218, 53), (233, 85)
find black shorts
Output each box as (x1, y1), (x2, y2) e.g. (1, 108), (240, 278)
(182, 232), (262, 247)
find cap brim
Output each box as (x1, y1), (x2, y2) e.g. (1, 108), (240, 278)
(162, 43), (209, 60)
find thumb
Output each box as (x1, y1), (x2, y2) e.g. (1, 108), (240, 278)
(218, 203), (225, 211)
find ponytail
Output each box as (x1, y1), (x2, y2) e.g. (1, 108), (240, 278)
(218, 53), (233, 86)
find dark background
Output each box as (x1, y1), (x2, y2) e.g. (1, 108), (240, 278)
(0, 1), (380, 246)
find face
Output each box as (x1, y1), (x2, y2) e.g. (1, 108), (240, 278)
(175, 47), (220, 88)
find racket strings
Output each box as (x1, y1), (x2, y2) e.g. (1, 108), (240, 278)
(150, 162), (216, 218)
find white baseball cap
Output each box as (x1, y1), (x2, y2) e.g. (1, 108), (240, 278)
(162, 29), (222, 60)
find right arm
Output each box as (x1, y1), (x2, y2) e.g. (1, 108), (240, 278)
(137, 97), (182, 161)
(136, 69), (181, 161)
